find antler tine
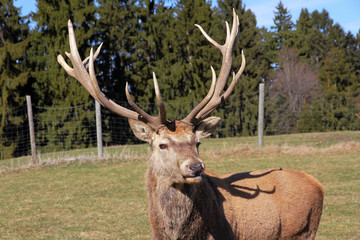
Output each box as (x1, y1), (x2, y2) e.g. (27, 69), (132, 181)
(194, 24), (222, 51)
(125, 82), (153, 121)
(212, 8), (240, 97)
(198, 51), (246, 119)
(219, 50), (245, 101)
(183, 9), (245, 124)
(125, 73), (167, 129)
(58, 19), (166, 130)
(153, 72), (167, 124)
(87, 47), (138, 120)
(182, 66), (217, 123)
(83, 42), (103, 69)
(58, 20), (95, 96)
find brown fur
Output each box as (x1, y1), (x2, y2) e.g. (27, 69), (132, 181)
(129, 120), (324, 240)
(147, 168), (323, 240)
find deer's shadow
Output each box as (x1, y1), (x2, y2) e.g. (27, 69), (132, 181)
(207, 167), (281, 200)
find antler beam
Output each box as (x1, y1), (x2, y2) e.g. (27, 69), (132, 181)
(57, 20), (166, 130)
(182, 9), (246, 124)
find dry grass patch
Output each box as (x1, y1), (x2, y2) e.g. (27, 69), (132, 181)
(0, 147), (149, 174)
(202, 141), (360, 160)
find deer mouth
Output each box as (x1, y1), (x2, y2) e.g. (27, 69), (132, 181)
(184, 175), (203, 184)
(184, 164), (204, 184)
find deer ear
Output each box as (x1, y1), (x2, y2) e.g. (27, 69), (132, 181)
(195, 116), (221, 139)
(128, 119), (154, 143)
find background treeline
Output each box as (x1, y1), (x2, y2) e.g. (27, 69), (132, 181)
(1, 0), (359, 159)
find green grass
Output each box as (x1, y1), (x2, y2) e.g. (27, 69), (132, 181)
(1, 131), (360, 239)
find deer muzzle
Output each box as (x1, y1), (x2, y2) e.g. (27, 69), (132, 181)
(184, 162), (204, 184)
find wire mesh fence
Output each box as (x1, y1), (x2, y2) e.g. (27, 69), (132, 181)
(0, 105), (30, 159)
(1, 93), (360, 162)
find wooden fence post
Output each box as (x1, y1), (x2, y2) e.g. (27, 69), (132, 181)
(26, 95), (37, 164)
(258, 83), (265, 148)
(95, 100), (103, 158)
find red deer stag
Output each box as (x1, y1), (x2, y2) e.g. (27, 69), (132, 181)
(58, 9), (323, 240)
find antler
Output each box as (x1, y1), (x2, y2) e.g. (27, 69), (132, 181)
(57, 20), (167, 130)
(182, 9), (246, 125)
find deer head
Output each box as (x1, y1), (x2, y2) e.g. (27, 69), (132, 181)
(57, 9), (245, 185)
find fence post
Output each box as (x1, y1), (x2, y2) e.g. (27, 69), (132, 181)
(258, 83), (265, 148)
(95, 100), (103, 158)
(26, 95), (37, 164)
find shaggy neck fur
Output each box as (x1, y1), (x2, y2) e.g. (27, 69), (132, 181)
(146, 167), (235, 240)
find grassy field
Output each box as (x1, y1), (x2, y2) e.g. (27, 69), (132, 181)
(0, 131), (359, 239)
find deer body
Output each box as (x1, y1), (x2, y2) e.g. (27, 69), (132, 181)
(136, 120), (323, 240)
(58, 9), (323, 240)
(148, 169), (323, 240)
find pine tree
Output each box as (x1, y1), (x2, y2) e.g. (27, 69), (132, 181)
(132, 0), (174, 112)
(316, 46), (358, 130)
(154, 0), (220, 121)
(320, 47), (356, 93)
(271, 1), (294, 49)
(311, 9), (333, 34)
(294, 9), (329, 65)
(264, 0), (294, 73)
(29, 0), (97, 151)
(295, 9), (360, 132)
(297, 96), (326, 133)
(95, 0), (141, 144)
(217, 0), (269, 136)
(96, 0), (140, 100)
(0, 0), (30, 159)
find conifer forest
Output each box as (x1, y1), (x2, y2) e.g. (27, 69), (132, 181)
(1, 0), (360, 159)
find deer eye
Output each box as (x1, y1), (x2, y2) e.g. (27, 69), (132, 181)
(159, 144), (168, 150)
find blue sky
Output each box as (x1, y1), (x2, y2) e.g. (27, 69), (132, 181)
(243, 0), (359, 35)
(13, 0), (360, 35)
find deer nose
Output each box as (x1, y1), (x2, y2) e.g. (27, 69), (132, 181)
(187, 164), (204, 176)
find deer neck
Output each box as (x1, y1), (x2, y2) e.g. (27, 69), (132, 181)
(146, 167), (206, 239)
